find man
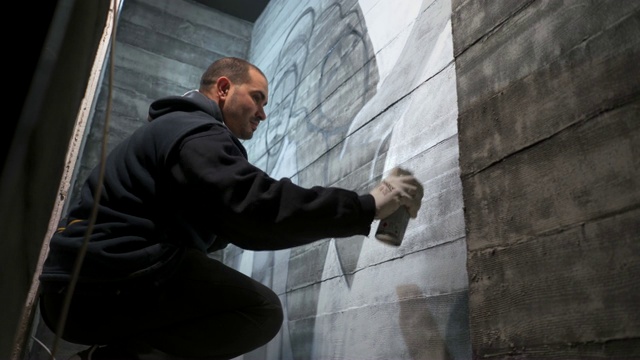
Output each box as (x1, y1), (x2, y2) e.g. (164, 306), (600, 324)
(39, 57), (423, 359)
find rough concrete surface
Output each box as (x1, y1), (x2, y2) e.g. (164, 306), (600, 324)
(455, 0), (640, 357)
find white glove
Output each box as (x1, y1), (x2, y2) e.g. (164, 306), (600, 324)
(369, 167), (424, 220)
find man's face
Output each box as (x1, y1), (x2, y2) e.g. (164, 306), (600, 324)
(222, 68), (269, 140)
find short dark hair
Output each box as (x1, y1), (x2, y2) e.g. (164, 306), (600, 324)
(199, 57), (265, 91)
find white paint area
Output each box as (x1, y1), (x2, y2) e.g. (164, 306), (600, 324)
(358, 0), (423, 83)
(341, 0), (457, 177)
(384, 63), (458, 170)
(238, 249), (254, 276)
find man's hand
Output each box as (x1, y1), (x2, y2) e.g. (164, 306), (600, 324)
(369, 167), (424, 220)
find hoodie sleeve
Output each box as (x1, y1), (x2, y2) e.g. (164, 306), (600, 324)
(172, 126), (376, 250)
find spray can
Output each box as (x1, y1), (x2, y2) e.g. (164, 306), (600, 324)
(375, 166), (414, 246)
(375, 205), (410, 246)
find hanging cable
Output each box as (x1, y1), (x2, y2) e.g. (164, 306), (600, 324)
(49, 0), (119, 358)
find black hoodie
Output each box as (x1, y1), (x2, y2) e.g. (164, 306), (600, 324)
(40, 91), (375, 284)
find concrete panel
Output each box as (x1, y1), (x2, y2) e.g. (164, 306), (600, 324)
(468, 208), (640, 357)
(115, 21), (232, 69)
(451, 0), (532, 57)
(458, 9), (640, 175)
(111, 42), (204, 95)
(135, 0), (253, 40)
(464, 102), (639, 251)
(119, 1), (250, 59)
(454, 1), (640, 357)
(454, 0), (640, 112)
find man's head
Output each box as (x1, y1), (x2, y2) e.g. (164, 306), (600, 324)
(200, 57), (268, 140)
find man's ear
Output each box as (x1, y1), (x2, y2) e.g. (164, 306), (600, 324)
(217, 76), (231, 99)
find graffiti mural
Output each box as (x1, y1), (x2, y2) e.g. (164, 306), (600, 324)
(247, 2), (381, 358)
(241, 0), (469, 358)
(257, 2), (379, 182)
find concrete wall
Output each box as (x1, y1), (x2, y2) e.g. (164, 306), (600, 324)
(232, 0), (471, 358)
(452, 0), (640, 358)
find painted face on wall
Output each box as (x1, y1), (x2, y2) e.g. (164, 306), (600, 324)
(222, 68), (269, 140)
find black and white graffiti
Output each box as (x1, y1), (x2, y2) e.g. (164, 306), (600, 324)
(244, 0), (468, 358)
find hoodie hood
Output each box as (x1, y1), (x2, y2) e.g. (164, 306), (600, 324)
(147, 90), (224, 124)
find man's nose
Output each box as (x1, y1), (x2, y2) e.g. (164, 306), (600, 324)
(257, 108), (267, 121)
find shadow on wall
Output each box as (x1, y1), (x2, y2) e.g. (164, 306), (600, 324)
(397, 284), (452, 359)
(397, 284), (470, 360)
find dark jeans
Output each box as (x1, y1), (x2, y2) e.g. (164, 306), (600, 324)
(40, 248), (283, 359)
